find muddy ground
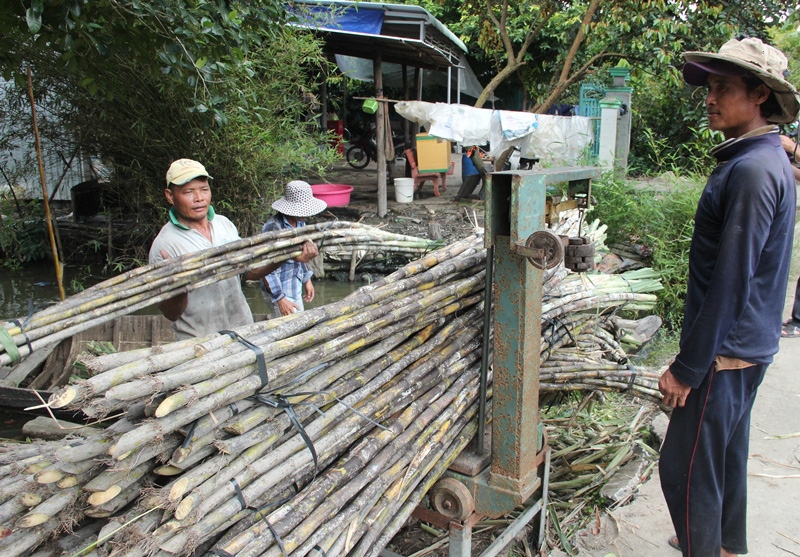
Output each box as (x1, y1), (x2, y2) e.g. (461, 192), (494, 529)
(310, 159), (484, 244)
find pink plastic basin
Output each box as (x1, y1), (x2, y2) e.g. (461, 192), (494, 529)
(311, 183), (353, 207)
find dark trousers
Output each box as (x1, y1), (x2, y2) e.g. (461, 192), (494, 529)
(659, 363), (767, 556)
(455, 173), (486, 200)
(792, 276), (800, 323)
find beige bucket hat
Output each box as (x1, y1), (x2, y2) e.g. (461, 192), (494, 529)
(682, 37), (799, 124)
(272, 180), (327, 218)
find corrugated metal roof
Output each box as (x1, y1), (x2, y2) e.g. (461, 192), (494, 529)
(288, 0), (467, 70)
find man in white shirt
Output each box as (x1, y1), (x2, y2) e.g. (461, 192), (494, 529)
(149, 159), (317, 338)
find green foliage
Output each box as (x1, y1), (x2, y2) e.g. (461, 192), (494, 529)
(0, 0), (287, 123)
(628, 117), (721, 176)
(0, 198), (48, 269)
(770, 12), (800, 92)
(629, 9), (798, 177)
(403, 0), (791, 110)
(591, 174), (705, 329)
(2, 20), (338, 262)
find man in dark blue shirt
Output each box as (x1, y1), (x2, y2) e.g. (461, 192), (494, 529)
(658, 38), (799, 557)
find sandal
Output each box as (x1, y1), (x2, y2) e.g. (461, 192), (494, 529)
(668, 536), (681, 551)
(781, 321), (800, 338)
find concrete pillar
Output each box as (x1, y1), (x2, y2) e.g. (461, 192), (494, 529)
(599, 97), (622, 170)
(607, 67), (633, 172)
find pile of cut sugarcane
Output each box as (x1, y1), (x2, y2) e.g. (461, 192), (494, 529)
(0, 216), (664, 557)
(0, 223), (441, 367)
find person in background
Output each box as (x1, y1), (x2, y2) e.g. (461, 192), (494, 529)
(658, 37), (799, 556)
(780, 133), (800, 337)
(262, 180), (327, 317)
(455, 146), (488, 201)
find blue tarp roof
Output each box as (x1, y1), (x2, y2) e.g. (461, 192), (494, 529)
(290, 5), (385, 35)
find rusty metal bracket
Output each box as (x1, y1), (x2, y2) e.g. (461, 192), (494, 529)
(411, 505), (483, 531)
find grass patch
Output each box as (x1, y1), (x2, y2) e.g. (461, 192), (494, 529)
(591, 172), (705, 330)
(631, 329), (680, 369)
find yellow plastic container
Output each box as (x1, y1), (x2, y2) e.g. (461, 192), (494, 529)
(416, 134), (451, 173)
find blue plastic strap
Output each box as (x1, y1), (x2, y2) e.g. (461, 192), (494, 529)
(230, 478), (247, 510)
(220, 330), (269, 388)
(261, 515), (288, 557)
(12, 320), (32, 355)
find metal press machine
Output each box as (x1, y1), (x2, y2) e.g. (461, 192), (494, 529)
(402, 166), (602, 557)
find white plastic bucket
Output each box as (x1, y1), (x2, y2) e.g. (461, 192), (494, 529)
(394, 178), (414, 203)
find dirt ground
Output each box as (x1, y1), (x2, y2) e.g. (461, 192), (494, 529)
(318, 161), (800, 557)
(313, 159), (484, 244)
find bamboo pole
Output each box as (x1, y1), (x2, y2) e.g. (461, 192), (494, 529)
(25, 66), (65, 301)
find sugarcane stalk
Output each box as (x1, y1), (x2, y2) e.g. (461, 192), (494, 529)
(150, 275), (482, 422)
(162, 312), (483, 549)
(51, 247), (485, 408)
(85, 481), (144, 518)
(0, 517), (59, 557)
(16, 487), (78, 528)
(223, 361), (480, 556)
(3, 225), (442, 365)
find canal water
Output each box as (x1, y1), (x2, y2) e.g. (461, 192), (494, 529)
(0, 261), (365, 320)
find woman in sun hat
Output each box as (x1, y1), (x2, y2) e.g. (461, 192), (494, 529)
(658, 37), (799, 557)
(261, 180), (327, 317)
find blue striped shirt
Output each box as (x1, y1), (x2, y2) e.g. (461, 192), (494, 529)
(261, 214), (314, 303)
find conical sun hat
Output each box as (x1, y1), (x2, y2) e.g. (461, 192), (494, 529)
(682, 37), (799, 124)
(271, 180), (327, 218)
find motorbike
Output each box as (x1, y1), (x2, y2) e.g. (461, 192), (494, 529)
(346, 130), (407, 169)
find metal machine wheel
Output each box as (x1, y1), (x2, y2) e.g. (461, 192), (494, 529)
(431, 477), (475, 521)
(524, 230), (564, 270)
(346, 145), (371, 169)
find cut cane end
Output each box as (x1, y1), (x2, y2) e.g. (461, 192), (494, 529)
(24, 462), (48, 475)
(154, 465), (182, 476)
(154, 398), (177, 418)
(168, 479), (188, 502)
(108, 444), (130, 461)
(49, 386), (77, 409)
(17, 512), (49, 528)
(57, 475), (79, 488)
(171, 447), (190, 464)
(20, 492), (42, 507)
(35, 470), (63, 484)
(174, 497), (194, 521)
(88, 485), (121, 506)
(154, 520), (181, 537)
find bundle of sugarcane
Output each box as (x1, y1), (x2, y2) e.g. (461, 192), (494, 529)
(0, 238), (485, 551)
(1, 214), (665, 556)
(0, 222), (442, 367)
(153, 311), (486, 557)
(0, 300), (486, 556)
(86, 307), (484, 557)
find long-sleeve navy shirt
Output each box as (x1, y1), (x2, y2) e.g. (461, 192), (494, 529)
(671, 131), (796, 388)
